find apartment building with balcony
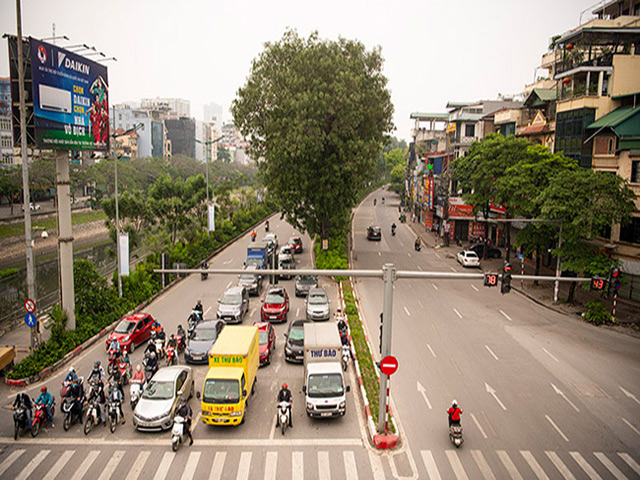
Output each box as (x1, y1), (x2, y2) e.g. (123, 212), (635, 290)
(0, 77), (14, 166)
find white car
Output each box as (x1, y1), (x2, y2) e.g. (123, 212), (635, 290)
(279, 245), (294, 263)
(457, 250), (480, 268)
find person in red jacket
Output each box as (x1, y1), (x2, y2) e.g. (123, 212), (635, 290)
(447, 400), (463, 427)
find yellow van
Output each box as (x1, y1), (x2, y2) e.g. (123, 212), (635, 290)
(200, 325), (259, 425)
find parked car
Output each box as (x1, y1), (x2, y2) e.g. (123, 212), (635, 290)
(279, 245), (294, 263)
(288, 236), (303, 254)
(216, 286), (249, 324)
(278, 256), (296, 280)
(238, 265), (263, 296)
(469, 244), (502, 259)
(105, 313), (155, 353)
(253, 321), (276, 366)
(295, 275), (318, 297)
(284, 319), (310, 363)
(261, 286), (290, 323)
(306, 287), (330, 321)
(133, 366), (194, 431)
(367, 226), (382, 241)
(184, 320), (226, 364)
(457, 250), (480, 268)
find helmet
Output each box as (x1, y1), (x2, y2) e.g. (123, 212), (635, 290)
(150, 352), (156, 358)
(170, 334), (175, 339)
(282, 383), (288, 389)
(452, 399), (458, 407)
(69, 366), (75, 373)
(178, 325), (182, 329)
(94, 360), (101, 368)
(41, 386), (47, 392)
(136, 364), (141, 372)
(179, 396), (185, 405)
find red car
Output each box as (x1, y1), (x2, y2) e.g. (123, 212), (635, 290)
(261, 286), (290, 323)
(253, 321), (276, 366)
(288, 236), (303, 254)
(105, 313), (155, 353)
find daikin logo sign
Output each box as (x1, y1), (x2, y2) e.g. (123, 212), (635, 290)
(57, 51), (90, 75)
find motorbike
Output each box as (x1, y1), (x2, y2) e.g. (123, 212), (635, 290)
(391, 227), (396, 236)
(449, 423), (464, 448)
(13, 406), (30, 440)
(130, 380), (144, 410)
(171, 415), (187, 451)
(382, 197), (385, 204)
(374, 198), (377, 206)
(62, 395), (84, 431)
(107, 397), (121, 433)
(276, 401), (291, 436)
(166, 346), (178, 366)
(154, 337), (166, 359)
(107, 349), (121, 376)
(201, 263), (208, 281)
(342, 345), (350, 372)
(414, 241), (422, 252)
(143, 356), (158, 381)
(265, 221), (270, 232)
(60, 379), (72, 398)
(118, 361), (131, 385)
(176, 334), (186, 353)
(84, 397), (104, 435)
(31, 398), (55, 437)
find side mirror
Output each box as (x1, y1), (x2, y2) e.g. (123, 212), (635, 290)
(217, 299), (221, 303)
(243, 389), (248, 397)
(284, 333), (288, 338)
(196, 392), (201, 400)
(302, 385), (306, 393)
(346, 385), (351, 392)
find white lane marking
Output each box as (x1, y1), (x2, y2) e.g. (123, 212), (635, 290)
(521, 451), (550, 480)
(445, 450), (470, 480)
(344, 451), (358, 480)
(223, 259), (232, 265)
(181, 452), (201, 480)
(472, 450), (496, 479)
(191, 412), (202, 434)
(296, 308), (300, 317)
(546, 451), (577, 479)
(264, 452), (278, 480)
(551, 383), (580, 412)
(570, 452), (603, 480)
(71, 450), (100, 480)
(485, 345), (499, 360)
(453, 308), (462, 319)
(209, 452), (227, 480)
(427, 344), (436, 358)
(546, 415), (569, 442)
(497, 450), (523, 480)
(618, 453), (640, 476)
(42, 450), (75, 480)
(250, 307), (256, 316)
(420, 450), (442, 480)
(418, 300), (425, 309)
(471, 284), (479, 292)
(378, 252), (381, 256)
(434, 252), (441, 259)
(98, 450), (126, 480)
(450, 266), (457, 272)
(15, 449), (49, 480)
(594, 452), (627, 480)
(418, 265), (423, 271)
(404, 306), (411, 316)
(485, 382), (507, 410)
(431, 324), (439, 337)
(470, 413), (488, 439)
(543, 347), (559, 362)
(236, 452), (252, 480)
(153, 452), (176, 480)
(432, 283), (438, 290)
(499, 310), (513, 322)
(125, 451), (151, 480)
(204, 306), (212, 316)
(368, 449), (385, 480)
(319, 451), (331, 480)
(292, 451), (304, 480)
(226, 281), (232, 289)
(620, 386), (640, 406)
(408, 253), (412, 257)
(417, 381), (432, 409)
(0, 449), (25, 477)
(269, 407), (277, 440)
(622, 417), (640, 436)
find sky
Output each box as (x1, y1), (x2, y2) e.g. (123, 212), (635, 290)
(1, 0), (599, 142)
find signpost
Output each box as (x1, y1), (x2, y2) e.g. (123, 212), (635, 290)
(25, 313), (36, 328)
(380, 355), (398, 434)
(24, 298), (35, 314)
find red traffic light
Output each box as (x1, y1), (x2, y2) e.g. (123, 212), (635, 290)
(503, 263), (513, 273)
(611, 268), (620, 279)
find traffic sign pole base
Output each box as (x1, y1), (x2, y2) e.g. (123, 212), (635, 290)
(373, 434), (399, 450)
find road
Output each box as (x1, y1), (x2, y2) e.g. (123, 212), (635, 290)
(352, 189), (640, 479)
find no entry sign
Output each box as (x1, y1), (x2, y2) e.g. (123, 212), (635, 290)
(380, 355), (398, 376)
(24, 299), (36, 314)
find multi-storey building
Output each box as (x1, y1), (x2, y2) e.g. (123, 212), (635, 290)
(0, 77), (14, 166)
(165, 118), (196, 158)
(140, 97), (190, 119)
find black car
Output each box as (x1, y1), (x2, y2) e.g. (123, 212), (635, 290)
(184, 320), (225, 364)
(367, 226), (382, 241)
(284, 319), (310, 363)
(469, 244), (502, 259)
(295, 275), (318, 297)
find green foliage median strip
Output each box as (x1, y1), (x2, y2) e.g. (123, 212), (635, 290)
(0, 210), (107, 240)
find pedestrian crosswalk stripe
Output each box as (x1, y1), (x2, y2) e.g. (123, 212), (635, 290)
(446, 449), (469, 480)
(420, 450), (442, 480)
(520, 450), (550, 480)
(15, 449), (49, 480)
(570, 452), (603, 480)
(209, 452), (226, 480)
(368, 449), (385, 480)
(471, 450), (496, 480)
(152, 451), (175, 480)
(0, 449), (25, 477)
(319, 451), (331, 480)
(344, 451), (358, 480)
(618, 453), (640, 476)
(264, 451), (277, 480)
(70, 450), (100, 480)
(236, 451), (251, 480)
(181, 451), (201, 480)
(497, 450), (523, 480)
(546, 451), (577, 480)
(98, 450), (125, 480)
(125, 450), (151, 480)
(292, 451), (304, 480)
(594, 452), (627, 480)
(42, 449), (74, 480)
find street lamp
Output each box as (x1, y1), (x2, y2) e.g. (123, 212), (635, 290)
(195, 136), (224, 205)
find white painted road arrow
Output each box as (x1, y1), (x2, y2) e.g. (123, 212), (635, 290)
(551, 383), (580, 412)
(620, 386), (640, 406)
(485, 383), (507, 410)
(417, 381), (432, 409)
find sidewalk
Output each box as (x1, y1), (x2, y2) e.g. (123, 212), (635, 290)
(408, 221), (640, 334)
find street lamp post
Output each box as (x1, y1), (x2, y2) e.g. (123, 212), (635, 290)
(195, 136), (224, 205)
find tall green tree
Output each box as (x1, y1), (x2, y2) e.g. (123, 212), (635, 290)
(232, 29), (394, 239)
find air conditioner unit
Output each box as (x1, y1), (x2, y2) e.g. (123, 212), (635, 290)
(39, 84), (71, 114)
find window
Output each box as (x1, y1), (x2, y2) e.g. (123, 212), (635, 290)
(631, 161), (640, 183)
(620, 217), (640, 245)
(608, 138), (615, 154)
(465, 124), (475, 137)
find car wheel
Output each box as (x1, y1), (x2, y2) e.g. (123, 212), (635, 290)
(129, 342), (135, 353)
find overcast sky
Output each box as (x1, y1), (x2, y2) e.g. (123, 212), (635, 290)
(1, 0), (598, 142)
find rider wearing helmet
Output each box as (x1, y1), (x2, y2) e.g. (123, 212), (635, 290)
(88, 361), (105, 384)
(176, 397), (194, 445)
(108, 381), (125, 424)
(65, 366), (78, 383)
(36, 386), (54, 427)
(167, 334), (177, 349)
(277, 383), (293, 428)
(447, 399), (463, 427)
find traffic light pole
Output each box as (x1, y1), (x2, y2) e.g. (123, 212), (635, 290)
(378, 264), (395, 433)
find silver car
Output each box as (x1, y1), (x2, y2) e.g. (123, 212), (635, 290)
(132, 366), (194, 431)
(216, 286), (249, 323)
(238, 266), (263, 296)
(306, 287), (330, 321)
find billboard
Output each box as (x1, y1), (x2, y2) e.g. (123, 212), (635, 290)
(29, 37), (109, 150)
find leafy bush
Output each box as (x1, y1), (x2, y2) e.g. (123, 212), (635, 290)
(0, 267), (19, 280)
(584, 301), (612, 326)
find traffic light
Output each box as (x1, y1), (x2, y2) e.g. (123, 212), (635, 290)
(501, 262), (513, 294)
(484, 273), (498, 287)
(609, 267), (621, 295)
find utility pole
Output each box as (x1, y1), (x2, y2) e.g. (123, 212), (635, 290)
(553, 221), (563, 305)
(378, 263), (395, 432)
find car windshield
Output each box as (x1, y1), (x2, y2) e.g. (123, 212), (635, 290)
(307, 373), (344, 398)
(280, 247), (292, 254)
(289, 326), (304, 341)
(203, 379), (240, 404)
(192, 328), (217, 342)
(239, 274), (257, 282)
(265, 293), (284, 303)
(142, 380), (174, 400)
(298, 276), (316, 284)
(308, 293), (327, 305)
(246, 258), (264, 268)
(258, 331), (268, 344)
(221, 293), (241, 305)
(466, 252), (478, 258)
(115, 321), (135, 334)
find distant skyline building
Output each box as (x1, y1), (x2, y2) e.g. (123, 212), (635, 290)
(203, 102), (223, 129)
(141, 97), (190, 119)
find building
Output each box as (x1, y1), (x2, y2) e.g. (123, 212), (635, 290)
(203, 102), (223, 130)
(516, 88), (557, 150)
(140, 97), (190, 119)
(0, 77), (13, 166)
(112, 128), (139, 160)
(165, 118), (195, 158)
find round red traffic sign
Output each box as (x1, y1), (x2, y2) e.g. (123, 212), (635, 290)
(24, 299), (36, 314)
(380, 355), (398, 376)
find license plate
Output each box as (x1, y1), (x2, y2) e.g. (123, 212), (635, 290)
(321, 412), (332, 417)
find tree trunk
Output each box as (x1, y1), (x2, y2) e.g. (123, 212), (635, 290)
(505, 212), (511, 263)
(568, 281), (577, 304)
(534, 248), (541, 286)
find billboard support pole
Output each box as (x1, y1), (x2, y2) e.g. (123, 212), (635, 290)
(55, 151), (76, 329)
(15, 0), (37, 349)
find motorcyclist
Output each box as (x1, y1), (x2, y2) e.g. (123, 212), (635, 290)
(175, 397), (194, 446)
(119, 351), (132, 381)
(340, 329), (355, 361)
(68, 379), (85, 419)
(250, 230), (257, 242)
(192, 300), (203, 322)
(167, 334), (178, 350)
(391, 223), (397, 235)
(146, 351), (158, 377)
(131, 364), (146, 387)
(108, 381), (125, 425)
(35, 386), (54, 427)
(265, 220), (270, 231)
(276, 383), (293, 428)
(151, 318), (162, 333)
(176, 325), (186, 348)
(64, 366), (78, 383)
(336, 310), (348, 334)
(94, 380), (107, 425)
(110, 366), (125, 399)
(144, 336), (157, 356)
(374, 198), (377, 206)
(88, 360), (106, 384)
(108, 338), (121, 354)
(201, 261), (208, 280)
(415, 236), (422, 250)
(13, 392), (33, 427)
(382, 196), (385, 204)
(447, 399), (463, 428)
